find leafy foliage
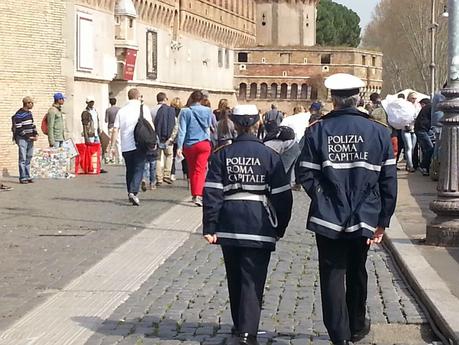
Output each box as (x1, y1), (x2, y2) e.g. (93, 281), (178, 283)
(362, 0), (448, 95)
(316, 0), (361, 47)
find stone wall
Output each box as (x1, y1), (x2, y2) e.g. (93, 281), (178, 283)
(234, 47), (384, 114)
(0, 0), (73, 176)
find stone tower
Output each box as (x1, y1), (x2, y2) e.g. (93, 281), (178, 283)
(256, 0), (319, 47)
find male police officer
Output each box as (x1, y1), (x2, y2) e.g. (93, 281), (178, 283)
(296, 74), (397, 345)
(203, 104), (293, 345)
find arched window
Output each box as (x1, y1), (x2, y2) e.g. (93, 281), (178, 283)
(300, 84), (308, 99)
(270, 83), (278, 99)
(280, 83), (288, 99)
(239, 83), (247, 100)
(290, 84), (298, 99)
(250, 83), (257, 99)
(260, 83), (268, 98)
(311, 87), (318, 100)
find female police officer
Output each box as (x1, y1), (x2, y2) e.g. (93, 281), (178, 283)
(203, 104), (293, 345)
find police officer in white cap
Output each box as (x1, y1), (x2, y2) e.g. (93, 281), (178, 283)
(203, 104), (293, 345)
(296, 74), (398, 344)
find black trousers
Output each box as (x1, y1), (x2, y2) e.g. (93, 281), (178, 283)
(122, 149), (146, 195)
(221, 246), (271, 336)
(316, 234), (370, 343)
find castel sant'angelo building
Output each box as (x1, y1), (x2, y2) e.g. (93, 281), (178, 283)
(0, 0), (382, 174)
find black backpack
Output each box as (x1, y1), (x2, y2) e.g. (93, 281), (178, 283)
(134, 103), (157, 153)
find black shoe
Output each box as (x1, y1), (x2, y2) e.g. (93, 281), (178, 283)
(333, 341), (350, 345)
(141, 180), (147, 192)
(351, 318), (371, 342)
(239, 333), (258, 345)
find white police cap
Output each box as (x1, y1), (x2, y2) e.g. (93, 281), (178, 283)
(232, 104), (259, 116)
(231, 104), (259, 127)
(325, 73), (365, 97)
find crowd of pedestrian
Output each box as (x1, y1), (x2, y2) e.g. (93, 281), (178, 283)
(2, 72), (445, 345)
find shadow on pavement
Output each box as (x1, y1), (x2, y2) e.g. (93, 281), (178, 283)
(72, 316), (314, 345)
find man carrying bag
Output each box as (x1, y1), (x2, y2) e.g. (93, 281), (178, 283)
(110, 88), (154, 206)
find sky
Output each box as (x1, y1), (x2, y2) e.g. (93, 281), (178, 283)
(332, 0), (380, 30)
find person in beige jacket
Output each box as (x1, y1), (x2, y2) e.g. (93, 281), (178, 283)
(47, 92), (65, 147)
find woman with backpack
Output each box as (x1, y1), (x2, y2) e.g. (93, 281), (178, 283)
(176, 90), (213, 207)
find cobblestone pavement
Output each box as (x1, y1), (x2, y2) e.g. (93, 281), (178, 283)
(0, 166), (190, 332)
(82, 192), (438, 345)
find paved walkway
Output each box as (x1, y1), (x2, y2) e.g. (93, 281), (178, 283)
(81, 194), (436, 345)
(0, 167), (190, 332)
(0, 166), (446, 344)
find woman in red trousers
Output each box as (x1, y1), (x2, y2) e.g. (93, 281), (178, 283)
(176, 90), (213, 206)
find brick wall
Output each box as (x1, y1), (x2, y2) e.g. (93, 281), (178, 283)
(0, 1), (68, 176)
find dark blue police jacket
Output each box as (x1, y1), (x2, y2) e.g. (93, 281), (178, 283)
(295, 107), (397, 240)
(203, 133), (293, 251)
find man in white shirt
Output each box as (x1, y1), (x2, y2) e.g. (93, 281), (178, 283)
(281, 106), (310, 143)
(110, 88), (153, 206)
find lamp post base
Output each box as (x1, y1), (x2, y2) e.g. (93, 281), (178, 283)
(426, 199), (459, 246)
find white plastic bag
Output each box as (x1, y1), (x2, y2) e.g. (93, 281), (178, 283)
(385, 99), (417, 130)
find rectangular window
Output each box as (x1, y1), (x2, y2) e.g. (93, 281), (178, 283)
(362, 55), (366, 65)
(218, 48), (223, 68)
(76, 13), (94, 71)
(146, 30), (158, 79)
(280, 53), (291, 64)
(372, 56), (376, 66)
(321, 54), (331, 64)
(238, 52), (248, 62)
(225, 49), (230, 69)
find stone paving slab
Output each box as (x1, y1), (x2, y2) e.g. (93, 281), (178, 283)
(0, 166), (190, 332)
(83, 192), (438, 345)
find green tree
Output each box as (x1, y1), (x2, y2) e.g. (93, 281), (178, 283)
(316, 0), (361, 47)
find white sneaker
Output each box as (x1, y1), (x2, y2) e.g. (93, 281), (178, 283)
(170, 174), (176, 181)
(128, 193), (140, 206)
(194, 196), (203, 207)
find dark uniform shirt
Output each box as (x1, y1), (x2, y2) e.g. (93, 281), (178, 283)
(203, 133), (293, 251)
(296, 107), (398, 240)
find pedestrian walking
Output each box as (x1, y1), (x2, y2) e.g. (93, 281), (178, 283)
(213, 98), (230, 122)
(403, 92), (419, 172)
(203, 104), (293, 345)
(263, 104), (283, 133)
(414, 98), (433, 176)
(110, 88), (153, 206)
(280, 106), (310, 143)
(216, 108), (237, 149)
(153, 92), (177, 185)
(296, 73), (398, 345)
(12, 96), (38, 184)
(105, 97), (121, 164)
(46, 92), (65, 148)
(170, 97), (186, 180)
(176, 90), (213, 206)
(308, 102), (322, 124)
(368, 92), (398, 157)
(141, 140), (158, 192)
(263, 125), (300, 179)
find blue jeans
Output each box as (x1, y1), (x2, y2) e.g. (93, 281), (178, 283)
(16, 138), (34, 181)
(415, 131), (434, 171)
(144, 155), (157, 184)
(122, 149), (146, 195)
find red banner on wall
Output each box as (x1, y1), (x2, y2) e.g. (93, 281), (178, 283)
(124, 48), (137, 80)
